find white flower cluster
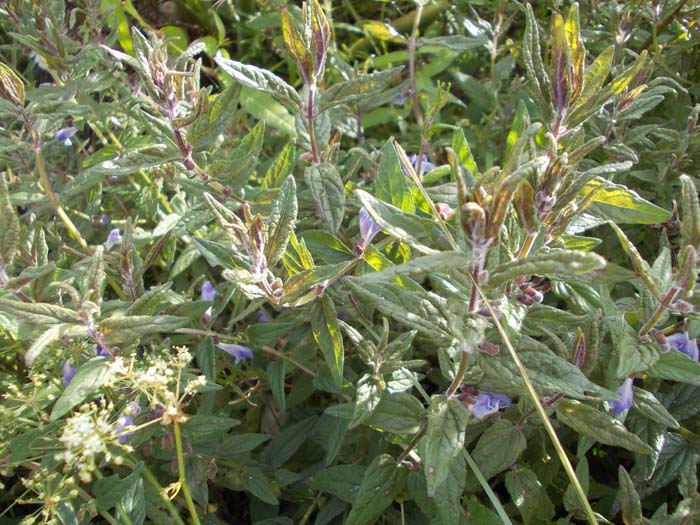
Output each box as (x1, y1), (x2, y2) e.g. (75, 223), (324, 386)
(57, 403), (128, 483)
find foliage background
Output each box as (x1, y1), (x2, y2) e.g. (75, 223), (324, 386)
(0, 0), (700, 524)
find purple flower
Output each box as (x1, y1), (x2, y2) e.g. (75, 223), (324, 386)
(405, 154), (437, 178)
(62, 361), (77, 386)
(257, 310), (271, 323)
(105, 228), (122, 251)
(393, 90), (411, 106)
(356, 207), (381, 253)
(610, 377), (634, 416)
(469, 392), (512, 419)
(96, 345), (109, 357)
(667, 332), (699, 361)
(55, 127), (78, 146)
(201, 281), (217, 302)
(216, 343), (253, 364)
(116, 402), (141, 444)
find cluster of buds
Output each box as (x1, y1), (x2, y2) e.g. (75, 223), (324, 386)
(280, 1), (330, 87)
(204, 193), (285, 303)
(515, 279), (548, 306)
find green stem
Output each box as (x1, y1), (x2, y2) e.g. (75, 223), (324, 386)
(173, 421), (201, 525)
(472, 277), (598, 525)
(307, 84), (320, 163)
(462, 448), (512, 525)
(638, 286), (680, 338)
(138, 461), (186, 525)
(408, 2), (424, 127)
(446, 349), (470, 398)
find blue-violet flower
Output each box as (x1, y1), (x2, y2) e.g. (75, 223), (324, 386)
(357, 207), (381, 253)
(62, 361), (77, 387)
(56, 126), (78, 146)
(216, 343), (253, 364)
(406, 154), (437, 178)
(105, 228), (122, 251)
(610, 377), (634, 416)
(667, 332), (699, 361)
(469, 392), (512, 419)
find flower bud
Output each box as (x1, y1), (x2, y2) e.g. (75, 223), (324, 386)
(0, 63), (24, 106)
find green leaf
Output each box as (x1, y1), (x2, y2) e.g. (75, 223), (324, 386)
(648, 350), (700, 384)
(362, 20), (406, 43)
(480, 351), (616, 401)
(307, 464), (366, 503)
(618, 466), (643, 524)
(505, 468), (555, 525)
(568, 46), (613, 125)
(215, 56), (302, 112)
(680, 174), (700, 250)
(215, 433), (270, 459)
(318, 67), (403, 112)
(349, 374), (382, 428)
(363, 392), (425, 434)
(94, 463), (144, 512)
(0, 299), (81, 325)
(376, 139), (414, 212)
(345, 279), (451, 342)
(609, 223), (662, 299)
(563, 456), (589, 515)
(586, 179), (672, 225)
(640, 433), (694, 497)
(432, 453), (467, 525)
(608, 317), (659, 378)
(355, 190), (451, 254)
(357, 251), (474, 283)
(304, 163), (346, 234)
(488, 249), (606, 288)
(422, 35), (487, 51)
(555, 399), (654, 454)
(0, 173), (19, 266)
(632, 387), (679, 429)
(240, 86), (297, 137)
(100, 315), (189, 346)
(466, 496), (503, 525)
(467, 420), (526, 485)
(261, 416), (317, 467)
(263, 142), (296, 189)
(50, 357), (113, 421)
(189, 82), (241, 150)
(345, 454), (406, 525)
(242, 468), (279, 505)
(423, 394), (469, 496)
(310, 296), (344, 385)
(265, 175), (298, 266)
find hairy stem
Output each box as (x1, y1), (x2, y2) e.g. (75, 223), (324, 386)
(307, 84), (320, 163)
(638, 286), (680, 338)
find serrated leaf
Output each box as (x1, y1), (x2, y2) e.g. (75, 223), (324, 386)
(467, 420), (526, 485)
(50, 357), (113, 421)
(0, 173), (19, 266)
(586, 179), (672, 225)
(423, 395), (469, 496)
(307, 464), (366, 503)
(310, 296), (344, 385)
(363, 392), (425, 434)
(680, 175), (700, 250)
(346, 279), (451, 342)
(266, 175), (298, 266)
(215, 56), (302, 112)
(488, 249), (606, 288)
(479, 351), (617, 400)
(345, 454), (406, 525)
(349, 374), (382, 428)
(355, 190), (451, 254)
(376, 139), (414, 212)
(94, 463), (144, 512)
(505, 468), (555, 525)
(319, 67), (403, 112)
(263, 142), (296, 189)
(648, 350), (700, 384)
(556, 399), (654, 454)
(305, 163), (345, 234)
(618, 466), (643, 524)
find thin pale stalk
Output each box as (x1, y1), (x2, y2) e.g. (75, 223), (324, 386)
(462, 448), (512, 525)
(173, 421), (201, 525)
(472, 277), (598, 525)
(408, 2), (425, 127)
(638, 286), (680, 337)
(307, 85), (320, 163)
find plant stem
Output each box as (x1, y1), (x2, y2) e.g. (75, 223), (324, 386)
(397, 420), (428, 463)
(173, 421), (201, 525)
(408, 2), (425, 127)
(462, 448), (512, 525)
(307, 84), (320, 163)
(638, 286), (680, 338)
(446, 349), (470, 398)
(138, 462), (186, 525)
(472, 277), (598, 525)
